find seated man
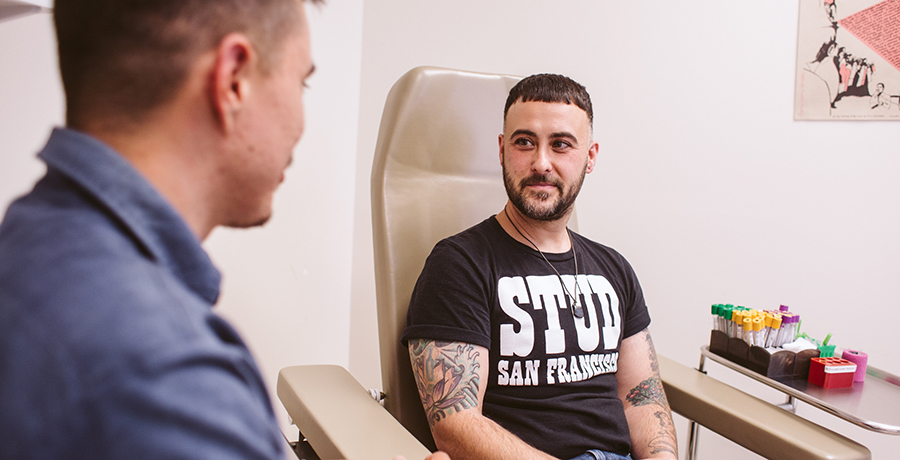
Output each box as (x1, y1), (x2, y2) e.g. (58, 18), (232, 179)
(402, 74), (677, 460)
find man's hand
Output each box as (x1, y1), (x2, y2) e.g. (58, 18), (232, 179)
(424, 452), (451, 460)
(393, 451), (451, 460)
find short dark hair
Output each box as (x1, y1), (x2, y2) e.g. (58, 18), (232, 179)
(54, 0), (322, 128)
(504, 73), (593, 126)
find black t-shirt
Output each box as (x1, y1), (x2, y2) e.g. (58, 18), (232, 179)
(402, 217), (651, 458)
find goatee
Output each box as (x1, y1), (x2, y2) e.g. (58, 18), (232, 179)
(502, 164), (586, 222)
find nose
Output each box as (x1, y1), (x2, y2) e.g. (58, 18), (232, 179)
(532, 144), (552, 174)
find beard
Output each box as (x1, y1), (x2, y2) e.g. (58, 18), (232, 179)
(503, 161), (587, 222)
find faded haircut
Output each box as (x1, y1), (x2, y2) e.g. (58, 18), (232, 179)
(504, 73), (593, 126)
(54, 0), (322, 128)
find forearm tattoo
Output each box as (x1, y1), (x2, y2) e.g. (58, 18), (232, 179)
(649, 411), (678, 457)
(625, 376), (668, 408)
(646, 331), (660, 374)
(624, 331), (678, 457)
(409, 339), (481, 426)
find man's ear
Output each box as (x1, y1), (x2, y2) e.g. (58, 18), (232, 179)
(498, 134), (505, 164)
(210, 33), (256, 133)
(585, 140), (599, 174)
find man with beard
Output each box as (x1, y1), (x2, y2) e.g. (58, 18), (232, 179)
(402, 74), (677, 460)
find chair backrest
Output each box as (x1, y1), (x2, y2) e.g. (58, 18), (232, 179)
(371, 66), (519, 448)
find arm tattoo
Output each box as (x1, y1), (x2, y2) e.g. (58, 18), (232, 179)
(409, 339), (481, 426)
(626, 377), (677, 456)
(625, 376), (668, 408)
(649, 412), (678, 456)
(630, 330), (678, 457)
(644, 330), (660, 374)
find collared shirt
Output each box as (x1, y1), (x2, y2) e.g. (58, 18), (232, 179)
(0, 128), (285, 459)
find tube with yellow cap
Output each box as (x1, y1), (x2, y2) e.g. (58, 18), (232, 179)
(752, 316), (764, 347)
(742, 317), (753, 345)
(764, 314), (782, 348)
(731, 310), (744, 339)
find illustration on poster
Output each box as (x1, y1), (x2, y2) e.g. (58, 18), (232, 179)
(795, 0), (900, 119)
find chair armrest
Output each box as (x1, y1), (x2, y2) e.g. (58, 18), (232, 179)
(277, 365), (432, 460)
(658, 355), (870, 460)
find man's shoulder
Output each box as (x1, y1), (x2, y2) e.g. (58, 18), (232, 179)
(414, 216), (506, 287)
(0, 231), (204, 360)
(433, 216), (503, 253)
(0, 177), (150, 294)
(570, 230), (630, 264)
(0, 169), (138, 253)
(0, 196), (221, 440)
(0, 181), (208, 361)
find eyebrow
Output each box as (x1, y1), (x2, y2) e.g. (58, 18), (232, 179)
(549, 131), (578, 142)
(510, 129), (536, 138)
(510, 129), (578, 142)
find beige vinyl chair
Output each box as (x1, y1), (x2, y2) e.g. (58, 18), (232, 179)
(277, 66), (871, 460)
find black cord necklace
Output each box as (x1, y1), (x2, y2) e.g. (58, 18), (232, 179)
(504, 208), (585, 319)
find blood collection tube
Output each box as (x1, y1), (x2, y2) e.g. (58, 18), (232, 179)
(731, 310), (743, 338)
(752, 317), (764, 347)
(766, 314), (781, 348)
(743, 317), (753, 345)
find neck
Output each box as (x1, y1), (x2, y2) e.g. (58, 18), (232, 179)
(80, 102), (220, 241)
(498, 202), (572, 253)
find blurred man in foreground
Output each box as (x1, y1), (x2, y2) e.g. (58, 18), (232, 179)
(0, 1), (447, 459)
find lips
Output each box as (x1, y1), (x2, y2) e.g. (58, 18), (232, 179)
(521, 174), (562, 192)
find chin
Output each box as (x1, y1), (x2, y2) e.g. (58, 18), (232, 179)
(224, 209), (273, 229)
(245, 214), (272, 228)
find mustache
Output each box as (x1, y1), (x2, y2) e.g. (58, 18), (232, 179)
(520, 174), (563, 189)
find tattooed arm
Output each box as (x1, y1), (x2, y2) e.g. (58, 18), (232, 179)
(615, 328), (678, 460)
(408, 339), (558, 460)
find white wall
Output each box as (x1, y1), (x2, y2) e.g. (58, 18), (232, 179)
(349, 0), (900, 458)
(206, 0), (365, 436)
(0, 12), (61, 210)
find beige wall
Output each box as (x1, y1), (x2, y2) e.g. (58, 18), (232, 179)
(3, 1), (899, 458)
(0, 13), (61, 210)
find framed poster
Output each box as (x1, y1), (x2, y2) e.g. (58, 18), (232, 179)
(794, 0), (900, 120)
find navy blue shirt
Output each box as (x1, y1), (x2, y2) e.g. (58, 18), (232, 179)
(0, 129), (285, 459)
